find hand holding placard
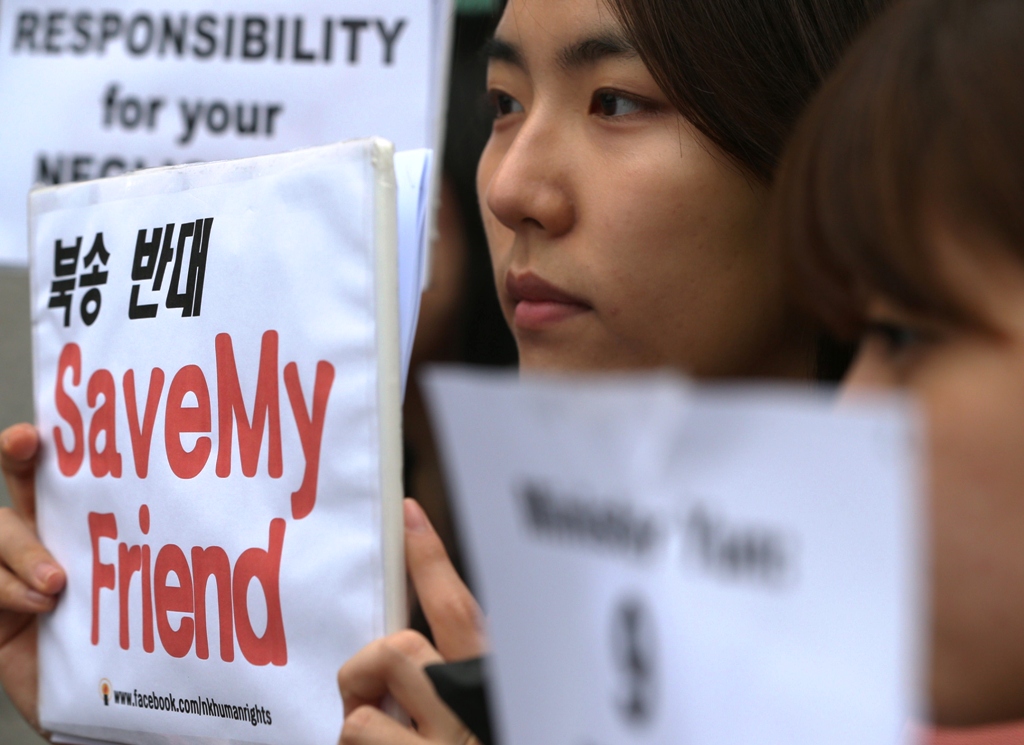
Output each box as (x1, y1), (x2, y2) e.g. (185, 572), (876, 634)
(401, 499), (486, 662)
(338, 499), (484, 745)
(0, 424), (63, 734)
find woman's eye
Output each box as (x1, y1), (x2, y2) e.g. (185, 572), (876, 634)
(488, 91), (524, 120)
(864, 321), (931, 353)
(591, 90), (644, 117)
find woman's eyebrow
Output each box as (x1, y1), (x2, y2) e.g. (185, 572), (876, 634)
(481, 32), (638, 73)
(557, 33), (638, 70)
(482, 37), (524, 69)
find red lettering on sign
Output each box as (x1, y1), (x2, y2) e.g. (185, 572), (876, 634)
(233, 518), (287, 666)
(165, 365), (212, 479)
(124, 369), (165, 478)
(89, 507), (287, 666)
(118, 542), (141, 649)
(192, 546), (234, 662)
(87, 369), (122, 478)
(55, 343), (84, 476)
(140, 505), (154, 654)
(52, 333), (331, 511)
(89, 511), (117, 645)
(155, 544), (195, 659)
(216, 331), (282, 479)
(284, 360), (335, 520)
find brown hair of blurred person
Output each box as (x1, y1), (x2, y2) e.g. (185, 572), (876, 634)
(772, 0), (1024, 337)
(772, 0), (1024, 730)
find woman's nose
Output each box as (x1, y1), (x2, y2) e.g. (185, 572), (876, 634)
(483, 111), (575, 238)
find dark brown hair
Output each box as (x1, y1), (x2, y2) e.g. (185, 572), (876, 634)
(771, 0), (1024, 336)
(609, 0), (891, 183)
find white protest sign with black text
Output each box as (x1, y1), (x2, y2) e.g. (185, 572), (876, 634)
(425, 371), (923, 745)
(0, 0), (452, 265)
(30, 139), (405, 745)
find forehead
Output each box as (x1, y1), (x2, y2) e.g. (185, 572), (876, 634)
(494, 0), (627, 57)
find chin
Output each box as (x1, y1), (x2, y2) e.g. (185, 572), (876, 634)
(515, 339), (648, 374)
(515, 343), (586, 374)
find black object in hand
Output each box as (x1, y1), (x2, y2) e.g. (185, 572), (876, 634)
(424, 656), (495, 745)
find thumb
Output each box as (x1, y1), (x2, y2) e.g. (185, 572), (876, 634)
(403, 499), (486, 661)
(0, 424), (40, 527)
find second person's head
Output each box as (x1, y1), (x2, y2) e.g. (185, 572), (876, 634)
(772, 0), (1024, 725)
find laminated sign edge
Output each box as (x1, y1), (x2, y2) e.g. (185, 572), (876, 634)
(372, 138), (408, 634)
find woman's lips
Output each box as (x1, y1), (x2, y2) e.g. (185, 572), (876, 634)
(506, 271), (591, 330)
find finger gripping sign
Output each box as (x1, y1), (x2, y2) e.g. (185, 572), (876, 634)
(30, 138), (405, 745)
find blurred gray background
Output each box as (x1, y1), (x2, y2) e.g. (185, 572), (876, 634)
(0, 266), (46, 745)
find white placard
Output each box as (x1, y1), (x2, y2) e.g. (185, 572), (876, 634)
(0, 0), (453, 265)
(424, 370), (924, 745)
(394, 147), (433, 394)
(30, 138), (405, 745)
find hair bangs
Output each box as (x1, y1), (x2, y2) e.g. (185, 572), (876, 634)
(770, 0), (1001, 339)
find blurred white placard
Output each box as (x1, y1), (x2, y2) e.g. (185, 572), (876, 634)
(425, 370), (923, 745)
(31, 139), (405, 745)
(0, 0), (453, 265)
(394, 147), (432, 394)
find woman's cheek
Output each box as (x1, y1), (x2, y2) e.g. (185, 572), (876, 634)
(477, 148), (509, 252)
(482, 212), (514, 272)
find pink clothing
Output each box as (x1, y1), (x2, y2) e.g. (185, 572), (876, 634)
(927, 723), (1024, 744)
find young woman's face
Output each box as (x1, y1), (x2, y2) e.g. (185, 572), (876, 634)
(476, 0), (810, 376)
(843, 228), (1024, 726)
